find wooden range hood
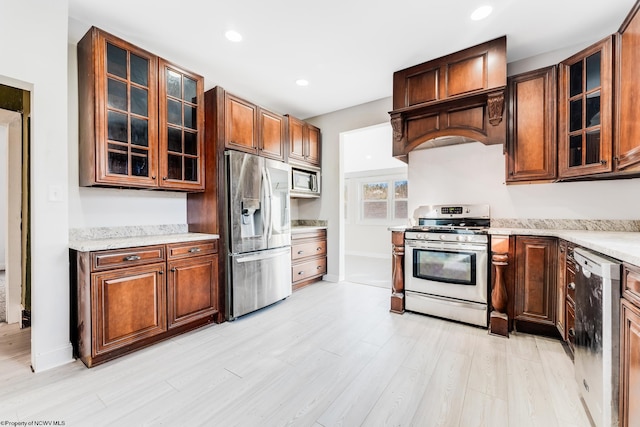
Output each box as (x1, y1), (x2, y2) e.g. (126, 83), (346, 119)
(390, 36), (507, 162)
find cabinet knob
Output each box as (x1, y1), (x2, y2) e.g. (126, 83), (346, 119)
(170, 268), (176, 273)
(509, 171), (514, 176)
(568, 282), (576, 290)
(316, 247), (322, 251)
(600, 160), (607, 165)
(163, 176), (168, 180)
(158, 270), (164, 275)
(298, 271), (304, 275)
(568, 328), (576, 338)
(123, 255), (141, 261)
(298, 250), (304, 254)
(317, 266), (322, 270)
(152, 175), (156, 179)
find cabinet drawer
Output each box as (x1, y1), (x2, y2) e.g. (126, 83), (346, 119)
(292, 258), (327, 283)
(292, 240), (327, 260)
(623, 264), (640, 306)
(92, 245), (165, 272)
(167, 240), (218, 260)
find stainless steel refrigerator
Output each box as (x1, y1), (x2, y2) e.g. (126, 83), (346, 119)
(225, 150), (292, 319)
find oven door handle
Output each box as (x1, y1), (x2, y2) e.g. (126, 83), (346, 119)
(405, 242), (487, 252)
(419, 293), (487, 310)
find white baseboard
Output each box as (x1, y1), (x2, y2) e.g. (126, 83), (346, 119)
(33, 342), (74, 373)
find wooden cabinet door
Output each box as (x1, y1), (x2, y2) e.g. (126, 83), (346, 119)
(225, 93), (257, 153)
(620, 298), (640, 427)
(287, 115), (306, 163)
(158, 59), (205, 191)
(78, 27), (159, 188)
(167, 255), (218, 329)
(558, 36), (614, 179)
(258, 108), (286, 161)
(306, 124), (321, 166)
(92, 263), (166, 355)
(506, 66), (557, 182)
(514, 236), (557, 326)
(615, 3), (640, 172)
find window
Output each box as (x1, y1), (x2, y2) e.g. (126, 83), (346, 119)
(358, 177), (408, 223)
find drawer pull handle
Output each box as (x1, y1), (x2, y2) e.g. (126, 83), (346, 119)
(298, 251), (304, 254)
(316, 247), (322, 251)
(189, 247), (201, 253)
(123, 255), (141, 261)
(568, 282), (575, 291)
(317, 266), (322, 270)
(298, 271), (304, 275)
(568, 328), (575, 338)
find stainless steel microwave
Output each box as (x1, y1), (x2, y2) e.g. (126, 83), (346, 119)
(291, 167), (321, 198)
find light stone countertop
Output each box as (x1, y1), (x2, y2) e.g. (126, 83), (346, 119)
(69, 224), (219, 252)
(291, 225), (327, 234)
(70, 232), (219, 252)
(489, 228), (640, 266)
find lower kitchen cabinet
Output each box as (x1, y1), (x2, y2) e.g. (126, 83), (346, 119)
(93, 263), (167, 356)
(621, 263), (640, 427)
(556, 240), (567, 338)
(514, 236), (557, 333)
(72, 239), (219, 367)
(291, 228), (327, 291)
(167, 253), (218, 329)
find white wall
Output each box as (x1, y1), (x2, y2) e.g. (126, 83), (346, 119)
(0, 0), (72, 371)
(408, 143), (640, 220)
(67, 45), (187, 228)
(300, 97), (393, 281)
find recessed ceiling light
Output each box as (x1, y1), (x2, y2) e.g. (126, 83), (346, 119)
(470, 5), (493, 21)
(225, 30), (242, 42)
(296, 79), (309, 87)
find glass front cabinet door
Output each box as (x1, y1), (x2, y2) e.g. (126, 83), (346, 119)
(78, 27), (204, 191)
(558, 36), (614, 179)
(158, 60), (204, 190)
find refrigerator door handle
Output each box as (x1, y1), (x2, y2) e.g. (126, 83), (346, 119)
(235, 247), (291, 263)
(265, 167), (274, 241)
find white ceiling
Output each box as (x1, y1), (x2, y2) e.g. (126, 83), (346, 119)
(68, 0), (635, 119)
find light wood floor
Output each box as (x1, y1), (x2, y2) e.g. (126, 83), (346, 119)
(0, 281), (591, 426)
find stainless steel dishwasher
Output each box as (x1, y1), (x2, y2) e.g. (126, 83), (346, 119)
(573, 247), (621, 427)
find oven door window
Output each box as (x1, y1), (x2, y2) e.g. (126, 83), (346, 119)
(412, 249), (476, 286)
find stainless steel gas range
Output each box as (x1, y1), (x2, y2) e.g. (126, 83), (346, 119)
(404, 204), (490, 327)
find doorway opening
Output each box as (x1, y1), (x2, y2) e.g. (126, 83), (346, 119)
(340, 123), (407, 288)
(0, 82), (31, 369)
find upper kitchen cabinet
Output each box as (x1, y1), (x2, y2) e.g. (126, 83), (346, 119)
(224, 92), (287, 162)
(558, 36), (614, 179)
(258, 107), (286, 162)
(389, 36), (507, 162)
(506, 66), (557, 183)
(158, 59), (204, 190)
(77, 27), (204, 191)
(286, 114), (321, 167)
(615, 2), (640, 174)
(224, 92), (258, 154)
